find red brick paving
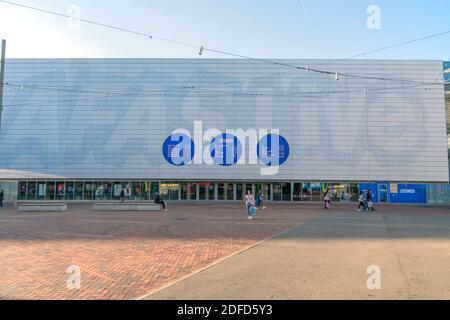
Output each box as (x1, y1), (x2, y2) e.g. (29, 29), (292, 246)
(0, 203), (322, 300)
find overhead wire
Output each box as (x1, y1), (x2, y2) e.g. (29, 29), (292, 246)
(0, 0), (447, 85)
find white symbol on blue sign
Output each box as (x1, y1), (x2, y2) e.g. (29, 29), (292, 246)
(257, 134), (290, 167)
(162, 133), (195, 166)
(210, 133), (242, 167)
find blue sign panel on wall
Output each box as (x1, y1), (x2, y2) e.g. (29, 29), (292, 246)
(210, 133), (243, 167)
(257, 134), (290, 167)
(389, 184), (427, 204)
(162, 133), (195, 166)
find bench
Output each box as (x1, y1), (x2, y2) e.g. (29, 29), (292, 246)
(92, 202), (162, 211)
(18, 203), (68, 212)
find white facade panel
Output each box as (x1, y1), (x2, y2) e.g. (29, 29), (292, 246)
(0, 59), (448, 182)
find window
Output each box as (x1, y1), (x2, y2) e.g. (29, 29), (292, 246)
(131, 181), (142, 200)
(329, 183), (350, 202)
(37, 181), (46, 200)
(92, 181), (101, 200)
(160, 182), (179, 201)
(311, 183), (321, 202)
(150, 182), (159, 200)
(273, 183), (282, 201)
(226, 183), (234, 200)
(236, 184), (243, 201)
(140, 181), (150, 200)
(189, 183), (197, 200)
(208, 183), (215, 200)
(18, 181), (27, 200)
(84, 181), (93, 200)
(218, 183), (225, 200)
(293, 183), (302, 201)
(180, 183), (187, 200)
(74, 181), (83, 200)
(122, 181), (131, 199)
(27, 181), (37, 200)
(264, 184), (271, 201)
(56, 182), (65, 200)
(46, 181), (56, 200)
(301, 183), (312, 201)
(113, 181), (122, 200)
(255, 184), (263, 198)
(199, 183), (207, 200)
(103, 181), (112, 200)
(282, 183), (291, 201)
(66, 181), (75, 200)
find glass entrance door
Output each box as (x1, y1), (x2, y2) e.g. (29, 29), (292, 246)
(378, 183), (388, 203)
(263, 183), (271, 201)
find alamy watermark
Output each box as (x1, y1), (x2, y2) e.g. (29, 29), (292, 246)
(367, 5), (381, 30)
(66, 5), (82, 30)
(366, 265), (381, 290)
(162, 121), (290, 176)
(66, 265), (81, 290)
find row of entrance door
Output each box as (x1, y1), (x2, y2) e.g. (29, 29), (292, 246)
(168, 182), (393, 203)
(177, 183), (274, 201)
(165, 182), (382, 202)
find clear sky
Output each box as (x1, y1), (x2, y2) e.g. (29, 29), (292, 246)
(0, 0), (449, 60)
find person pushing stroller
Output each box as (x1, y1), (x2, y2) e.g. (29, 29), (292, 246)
(358, 189), (375, 212)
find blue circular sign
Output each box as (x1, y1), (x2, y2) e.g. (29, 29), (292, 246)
(210, 133), (242, 167)
(257, 134), (290, 166)
(162, 133), (195, 166)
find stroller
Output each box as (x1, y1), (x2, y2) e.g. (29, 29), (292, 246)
(366, 200), (375, 212)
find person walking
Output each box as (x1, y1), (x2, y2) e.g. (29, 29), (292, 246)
(0, 189), (4, 208)
(323, 189), (331, 210)
(367, 189), (375, 212)
(258, 191), (266, 209)
(244, 190), (255, 219)
(154, 193), (167, 212)
(255, 191), (262, 208)
(357, 191), (365, 212)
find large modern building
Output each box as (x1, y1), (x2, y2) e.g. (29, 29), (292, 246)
(0, 59), (449, 204)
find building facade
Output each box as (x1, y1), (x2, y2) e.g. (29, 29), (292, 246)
(0, 59), (449, 203)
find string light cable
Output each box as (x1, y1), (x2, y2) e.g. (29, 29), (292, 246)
(2, 79), (442, 108)
(0, 0), (448, 86)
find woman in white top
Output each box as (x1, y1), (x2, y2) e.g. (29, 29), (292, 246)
(244, 190), (255, 219)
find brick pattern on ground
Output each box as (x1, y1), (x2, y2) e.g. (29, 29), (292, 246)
(0, 203), (322, 300)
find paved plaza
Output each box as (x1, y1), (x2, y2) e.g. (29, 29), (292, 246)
(0, 203), (320, 300)
(0, 203), (448, 300)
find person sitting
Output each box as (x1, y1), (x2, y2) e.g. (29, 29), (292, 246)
(154, 193), (167, 212)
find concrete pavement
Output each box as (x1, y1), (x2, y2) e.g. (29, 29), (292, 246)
(145, 207), (450, 300)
